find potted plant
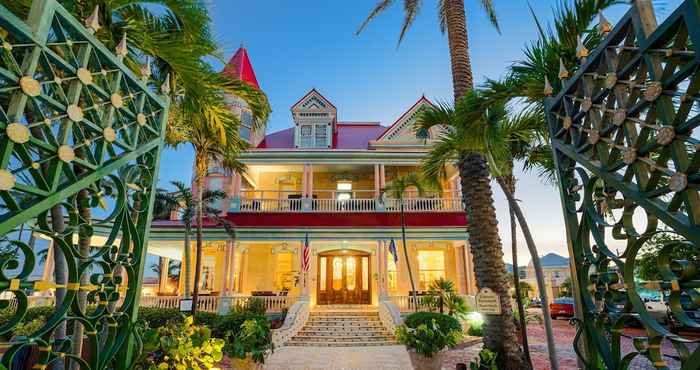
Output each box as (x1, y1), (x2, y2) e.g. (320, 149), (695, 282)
(227, 319), (273, 369)
(395, 312), (463, 370)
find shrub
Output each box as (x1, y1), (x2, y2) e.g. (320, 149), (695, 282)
(214, 311), (266, 339)
(227, 319), (273, 364)
(467, 321), (483, 336)
(137, 307), (183, 328)
(404, 312), (461, 333)
(469, 348), (498, 370)
(396, 316), (462, 357)
(194, 311), (220, 329)
(137, 316), (224, 370)
(232, 297), (266, 315)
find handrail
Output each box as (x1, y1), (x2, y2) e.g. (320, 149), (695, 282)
(136, 295), (295, 313)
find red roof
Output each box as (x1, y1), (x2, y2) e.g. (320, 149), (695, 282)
(257, 123), (386, 150)
(222, 47), (259, 89)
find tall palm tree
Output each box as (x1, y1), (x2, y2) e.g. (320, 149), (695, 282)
(418, 95), (558, 369)
(380, 173), (429, 312)
(357, 2), (524, 367)
(155, 181), (196, 297)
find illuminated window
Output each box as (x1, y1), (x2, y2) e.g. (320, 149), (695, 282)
(418, 250), (445, 290)
(337, 182), (352, 201)
(346, 257), (356, 290)
(332, 257), (343, 290)
(362, 256), (369, 291)
(387, 253), (397, 291)
(200, 256), (216, 291)
(320, 257), (327, 291)
(274, 253), (294, 291)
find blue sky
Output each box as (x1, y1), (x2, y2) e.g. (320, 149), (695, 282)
(156, 0), (680, 266)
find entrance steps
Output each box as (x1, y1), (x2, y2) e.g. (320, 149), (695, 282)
(286, 310), (396, 347)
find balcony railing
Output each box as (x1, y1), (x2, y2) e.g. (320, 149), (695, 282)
(387, 294), (476, 313)
(236, 190), (463, 213)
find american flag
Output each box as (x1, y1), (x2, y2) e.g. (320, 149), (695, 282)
(302, 233), (310, 272)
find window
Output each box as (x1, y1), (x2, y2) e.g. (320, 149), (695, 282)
(239, 125), (251, 141)
(315, 124), (327, 147)
(418, 250), (445, 290)
(274, 253), (294, 291)
(337, 182), (352, 201)
(241, 110), (253, 127)
(320, 257), (327, 291)
(200, 256), (216, 291)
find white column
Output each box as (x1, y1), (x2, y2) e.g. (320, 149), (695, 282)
(377, 240), (387, 299)
(222, 241), (232, 295)
(307, 164), (314, 198)
(374, 164), (381, 197)
(379, 164), (386, 189)
(158, 257), (170, 293)
(41, 241), (54, 288)
(238, 247), (249, 294)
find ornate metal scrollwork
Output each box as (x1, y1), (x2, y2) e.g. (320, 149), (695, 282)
(546, 1), (700, 369)
(0, 1), (168, 369)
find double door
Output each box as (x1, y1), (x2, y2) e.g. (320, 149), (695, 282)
(317, 251), (370, 305)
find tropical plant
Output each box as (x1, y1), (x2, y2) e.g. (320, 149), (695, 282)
(137, 316), (225, 370)
(558, 277), (574, 298)
(227, 319), (274, 364)
(418, 90), (556, 369)
(357, 1), (527, 366)
(380, 173), (431, 311)
(231, 297), (267, 316)
(396, 316), (463, 358)
(469, 348), (498, 370)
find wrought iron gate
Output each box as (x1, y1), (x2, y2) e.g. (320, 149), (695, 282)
(0, 0), (168, 368)
(546, 1), (700, 369)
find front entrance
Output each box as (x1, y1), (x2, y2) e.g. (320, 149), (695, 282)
(317, 250), (371, 305)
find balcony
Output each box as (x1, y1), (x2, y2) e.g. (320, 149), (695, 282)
(234, 190), (464, 213)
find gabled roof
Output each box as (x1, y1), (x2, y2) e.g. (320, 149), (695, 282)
(291, 88), (337, 110)
(529, 253), (569, 267)
(257, 123), (386, 150)
(222, 47), (259, 89)
(375, 95), (434, 141)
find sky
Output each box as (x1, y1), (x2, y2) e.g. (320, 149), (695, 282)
(156, 0), (681, 267)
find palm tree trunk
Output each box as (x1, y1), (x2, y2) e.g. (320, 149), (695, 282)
(400, 201), (419, 312)
(70, 188), (91, 370)
(50, 204), (67, 370)
(504, 176), (533, 370)
(457, 155), (523, 370)
(191, 157), (206, 317)
(183, 225), (192, 298)
(445, 1), (523, 368)
(496, 177), (559, 370)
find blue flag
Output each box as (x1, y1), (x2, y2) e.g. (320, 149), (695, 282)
(388, 238), (399, 264)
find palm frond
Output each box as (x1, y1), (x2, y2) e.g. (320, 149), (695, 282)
(479, 0), (501, 34)
(356, 0), (395, 35)
(398, 0), (421, 46)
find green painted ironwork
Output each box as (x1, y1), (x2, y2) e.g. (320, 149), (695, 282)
(0, 0), (168, 369)
(545, 1), (700, 369)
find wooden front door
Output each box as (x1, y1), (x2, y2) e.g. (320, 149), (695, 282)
(317, 251), (371, 305)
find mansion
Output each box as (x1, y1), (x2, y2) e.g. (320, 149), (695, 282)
(146, 47), (476, 310)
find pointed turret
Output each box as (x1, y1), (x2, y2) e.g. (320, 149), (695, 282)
(222, 47), (260, 89)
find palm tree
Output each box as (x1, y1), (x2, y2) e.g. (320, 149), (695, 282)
(418, 92), (559, 369)
(380, 173), (430, 312)
(155, 181), (196, 298)
(357, 2), (525, 367)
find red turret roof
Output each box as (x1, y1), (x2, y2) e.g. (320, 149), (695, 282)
(222, 47), (260, 89)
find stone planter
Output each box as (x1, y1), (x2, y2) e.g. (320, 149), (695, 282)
(230, 355), (262, 370)
(407, 350), (445, 370)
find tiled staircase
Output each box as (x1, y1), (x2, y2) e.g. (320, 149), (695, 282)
(286, 310), (396, 347)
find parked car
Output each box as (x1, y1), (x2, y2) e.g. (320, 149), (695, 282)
(642, 297), (667, 324)
(529, 298), (542, 308)
(550, 297), (575, 319)
(666, 293), (700, 333)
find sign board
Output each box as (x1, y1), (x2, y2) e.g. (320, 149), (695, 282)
(179, 298), (193, 312)
(476, 288), (502, 315)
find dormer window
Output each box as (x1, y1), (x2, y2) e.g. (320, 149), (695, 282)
(292, 89), (337, 149)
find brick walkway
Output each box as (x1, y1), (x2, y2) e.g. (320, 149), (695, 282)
(262, 345), (412, 370)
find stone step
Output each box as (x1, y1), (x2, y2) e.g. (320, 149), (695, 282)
(290, 335), (395, 343)
(297, 330), (391, 337)
(304, 322), (384, 328)
(308, 316), (380, 320)
(285, 340), (397, 347)
(297, 327), (390, 335)
(310, 311), (378, 316)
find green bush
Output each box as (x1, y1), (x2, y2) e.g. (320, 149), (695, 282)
(467, 321), (483, 336)
(396, 315), (462, 357)
(194, 311), (220, 329)
(137, 307), (184, 328)
(137, 316), (224, 370)
(232, 297), (266, 315)
(227, 319), (273, 364)
(404, 312), (461, 333)
(469, 348), (498, 370)
(214, 311), (265, 339)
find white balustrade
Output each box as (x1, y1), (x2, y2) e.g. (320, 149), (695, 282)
(387, 294), (475, 313)
(237, 189), (463, 213)
(136, 295), (295, 314)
